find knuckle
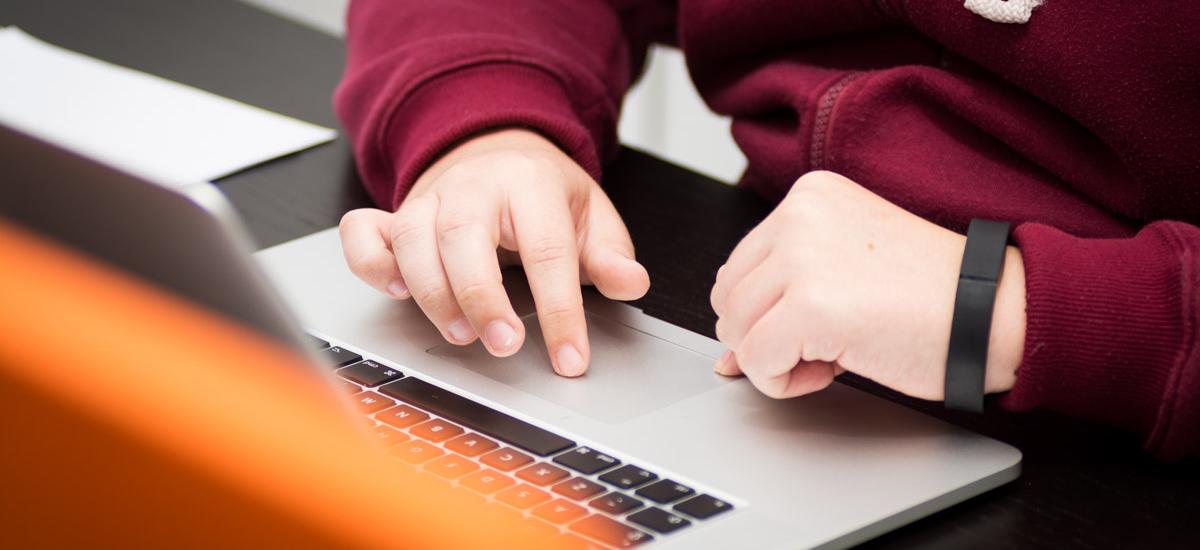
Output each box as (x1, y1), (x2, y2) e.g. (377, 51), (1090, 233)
(437, 214), (480, 244)
(346, 248), (392, 278)
(338, 208), (370, 230)
(710, 286), (724, 315)
(411, 280), (450, 308)
(714, 318), (729, 343)
(786, 283), (830, 318)
(538, 298), (583, 327)
(455, 279), (501, 309)
(733, 344), (760, 374)
(388, 214), (424, 246)
(747, 371), (785, 399)
(526, 238), (573, 268)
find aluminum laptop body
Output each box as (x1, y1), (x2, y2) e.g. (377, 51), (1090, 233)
(0, 124), (1021, 549)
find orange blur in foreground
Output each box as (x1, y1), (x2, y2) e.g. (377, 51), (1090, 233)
(0, 220), (578, 549)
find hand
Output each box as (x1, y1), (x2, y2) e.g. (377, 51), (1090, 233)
(339, 128), (649, 376)
(709, 171), (1025, 401)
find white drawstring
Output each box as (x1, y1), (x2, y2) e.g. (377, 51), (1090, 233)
(963, 0), (1045, 24)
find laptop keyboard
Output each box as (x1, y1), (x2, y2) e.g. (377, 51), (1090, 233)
(310, 336), (736, 548)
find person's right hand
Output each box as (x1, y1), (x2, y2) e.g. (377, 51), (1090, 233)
(338, 128), (650, 377)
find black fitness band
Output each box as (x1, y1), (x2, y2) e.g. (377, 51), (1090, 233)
(944, 219), (1010, 413)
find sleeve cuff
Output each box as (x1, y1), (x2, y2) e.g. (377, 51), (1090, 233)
(374, 62), (603, 209)
(1001, 222), (1190, 457)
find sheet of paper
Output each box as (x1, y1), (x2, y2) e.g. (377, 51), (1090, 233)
(0, 27), (336, 186)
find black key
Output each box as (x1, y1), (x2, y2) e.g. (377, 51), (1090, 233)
(379, 377), (574, 456)
(673, 494), (732, 519)
(553, 447), (620, 475)
(553, 477), (607, 500)
(627, 507), (691, 534)
(635, 479), (694, 504)
(307, 334), (330, 350)
(320, 346), (361, 368)
(589, 493), (643, 515)
(570, 515), (653, 548)
(599, 464), (657, 490)
(337, 360), (404, 387)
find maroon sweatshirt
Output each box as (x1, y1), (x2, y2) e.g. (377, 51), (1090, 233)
(334, 0), (1200, 459)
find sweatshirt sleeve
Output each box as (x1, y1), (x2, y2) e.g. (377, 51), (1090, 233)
(333, 0), (676, 209)
(1002, 220), (1200, 460)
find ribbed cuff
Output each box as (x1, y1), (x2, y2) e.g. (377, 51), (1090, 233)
(377, 62), (601, 209)
(1002, 222), (1188, 456)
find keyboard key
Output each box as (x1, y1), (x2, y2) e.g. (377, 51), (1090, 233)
(410, 419), (465, 443)
(337, 359), (404, 387)
(391, 439), (444, 465)
(589, 493), (643, 515)
(320, 346), (361, 367)
(459, 469), (516, 495)
(424, 453), (480, 480)
(569, 515), (653, 548)
(673, 494), (732, 519)
(373, 425), (409, 447)
(376, 405), (429, 429)
(354, 392), (396, 414)
(635, 479), (694, 504)
(380, 377), (574, 456)
(598, 465), (657, 490)
(533, 499), (588, 524)
(628, 507), (691, 534)
(515, 463), (570, 486)
(553, 447), (620, 475)
(307, 334), (329, 350)
(495, 484), (552, 509)
(479, 447), (534, 472)
(552, 477), (606, 500)
(341, 381), (363, 395)
(444, 433), (499, 457)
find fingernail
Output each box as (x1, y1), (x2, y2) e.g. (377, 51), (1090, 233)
(555, 345), (585, 377)
(447, 318), (474, 343)
(714, 350), (733, 372)
(387, 279), (409, 299)
(484, 320), (517, 353)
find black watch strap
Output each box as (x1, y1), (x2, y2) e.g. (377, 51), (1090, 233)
(944, 219), (1010, 413)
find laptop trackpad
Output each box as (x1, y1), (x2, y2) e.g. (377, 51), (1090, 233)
(426, 312), (730, 424)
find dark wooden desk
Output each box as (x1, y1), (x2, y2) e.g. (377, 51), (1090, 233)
(4, 1), (1196, 547)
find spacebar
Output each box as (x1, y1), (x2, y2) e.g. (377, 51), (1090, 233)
(378, 377), (575, 456)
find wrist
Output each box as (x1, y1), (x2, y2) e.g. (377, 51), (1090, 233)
(985, 245), (1025, 394)
(410, 127), (556, 198)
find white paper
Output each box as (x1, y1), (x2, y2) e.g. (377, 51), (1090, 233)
(0, 27), (336, 186)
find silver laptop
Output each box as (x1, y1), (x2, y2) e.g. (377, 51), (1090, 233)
(0, 124), (1021, 550)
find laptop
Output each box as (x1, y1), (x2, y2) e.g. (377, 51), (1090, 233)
(0, 123), (1021, 549)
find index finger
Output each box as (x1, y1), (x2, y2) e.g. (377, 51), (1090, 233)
(510, 192), (588, 377)
(339, 208), (408, 299)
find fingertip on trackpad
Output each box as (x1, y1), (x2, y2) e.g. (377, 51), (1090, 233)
(426, 312), (730, 423)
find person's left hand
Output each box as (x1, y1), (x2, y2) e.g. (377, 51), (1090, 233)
(709, 171), (1025, 401)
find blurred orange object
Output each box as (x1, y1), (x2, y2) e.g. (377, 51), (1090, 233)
(0, 220), (569, 549)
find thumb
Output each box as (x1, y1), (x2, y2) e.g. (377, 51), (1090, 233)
(580, 189), (650, 301)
